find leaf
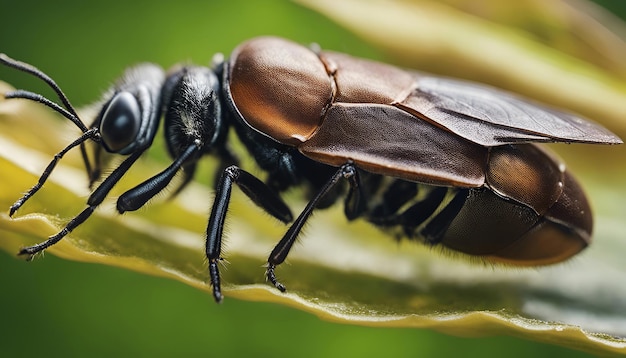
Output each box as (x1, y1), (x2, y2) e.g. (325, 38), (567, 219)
(2, 0), (626, 355)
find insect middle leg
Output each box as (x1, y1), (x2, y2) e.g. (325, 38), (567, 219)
(205, 165), (293, 302)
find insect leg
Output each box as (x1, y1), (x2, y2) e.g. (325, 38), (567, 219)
(206, 165), (292, 302)
(18, 150), (144, 260)
(397, 186), (448, 237)
(421, 189), (468, 244)
(10, 128), (100, 216)
(116, 144), (200, 213)
(86, 143), (104, 188)
(343, 165), (366, 220)
(168, 144), (239, 198)
(266, 162), (359, 292)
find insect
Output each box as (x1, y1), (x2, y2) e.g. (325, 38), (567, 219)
(1, 37), (621, 303)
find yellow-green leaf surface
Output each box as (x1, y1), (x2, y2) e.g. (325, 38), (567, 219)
(1, 0), (626, 357)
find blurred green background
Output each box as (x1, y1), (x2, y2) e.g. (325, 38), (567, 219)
(0, 0), (624, 357)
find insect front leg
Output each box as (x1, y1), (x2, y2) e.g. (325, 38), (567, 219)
(18, 150), (144, 259)
(9, 129), (100, 216)
(206, 165), (293, 302)
(266, 162), (363, 292)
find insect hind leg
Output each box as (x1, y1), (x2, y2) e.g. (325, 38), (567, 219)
(266, 162), (362, 292)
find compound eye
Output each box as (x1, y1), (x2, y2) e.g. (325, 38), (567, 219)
(100, 91), (141, 153)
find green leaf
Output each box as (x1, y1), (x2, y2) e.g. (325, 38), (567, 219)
(2, 0), (626, 356)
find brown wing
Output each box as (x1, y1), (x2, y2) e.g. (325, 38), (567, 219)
(319, 51), (621, 147)
(299, 103), (489, 187)
(397, 76), (622, 146)
(302, 51), (620, 187)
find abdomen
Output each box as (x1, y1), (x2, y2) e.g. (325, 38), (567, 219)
(363, 143), (591, 266)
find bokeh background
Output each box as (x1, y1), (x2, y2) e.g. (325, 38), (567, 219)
(0, 0), (624, 356)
